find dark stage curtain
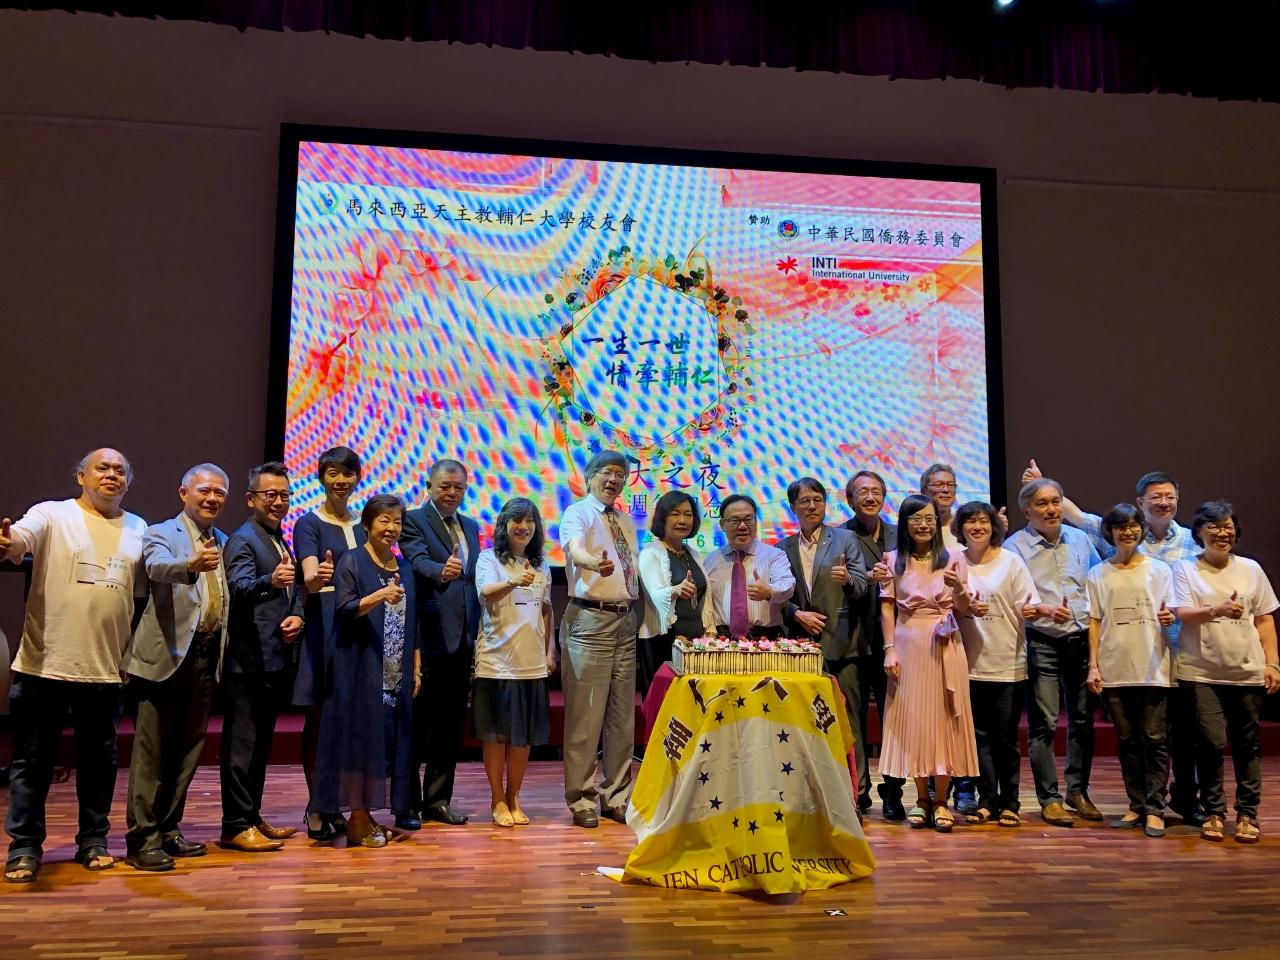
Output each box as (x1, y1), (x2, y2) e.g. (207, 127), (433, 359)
(6, 1), (1279, 104)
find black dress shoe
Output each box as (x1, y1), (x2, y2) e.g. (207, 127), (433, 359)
(600, 807), (628, 824)
(1169, 801), (1206, 827)
(395, 813), (422, 831)
(572, 809), (599, 829)
(423, 804), (468, 825)
(126, 849), (175, 872)
(162, 835), (207, 858)
(858, 795), (873, 816)
(881, 797), (907, 822)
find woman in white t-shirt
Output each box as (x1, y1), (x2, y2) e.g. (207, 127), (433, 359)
(473, 498), (555, 828)
(1085, 504), (1177, 837)
(1170, 500), (1280, 844)
(953, 501), (1043, 827)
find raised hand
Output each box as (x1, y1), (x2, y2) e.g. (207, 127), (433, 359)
(597, 549), (615, 578)
(970, 590), (990, 618)
(271, 556), (296, 588)
(793, 610), (827, 637)
(942, 562), (963, 590)
(441, 543), (464, 582)
(1021, 458), (1043, 486)
(747, 566), (772, 601)
(385, 572), (406, 604)
(869, 560), (892, 586)
(188, 537), (221, 573)
(1157, 600), (1176, 627)
(1051, 594), (1072, 625)
(316, 548), (334, 585)
(996, 506), (1009, 536)
(0, 516), (12, 554)
(675, 570), (697, 600)
(830, 553), (849, 586)
(515, 560), (537, 588)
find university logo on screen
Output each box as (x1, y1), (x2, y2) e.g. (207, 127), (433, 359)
(809, 256), (910, 283)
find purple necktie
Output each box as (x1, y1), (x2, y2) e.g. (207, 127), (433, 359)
(730, 551), (750, 639)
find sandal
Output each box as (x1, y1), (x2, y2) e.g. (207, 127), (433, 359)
(1201, 814), (1225, 842)
(491, 803), (515, 828)
(907, 803), (932, 829)
(1235, 816), (1261, 844)
(4, 854), (40, 884)
(933, 806), (955, 833)
(998, 809), (1021, 828)
(74, 844), (115, 872)
(967, 807), (993, 824)
(509, 806), (530, 826)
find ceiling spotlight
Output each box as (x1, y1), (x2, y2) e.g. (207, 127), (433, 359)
(995, 0), (1016, 8)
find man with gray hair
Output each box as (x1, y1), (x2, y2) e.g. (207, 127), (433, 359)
(1004, 477), (1103, 828)
(122, 463), (231, 871)
(557, 451), (641, 828)
(1, 448), (147, 883)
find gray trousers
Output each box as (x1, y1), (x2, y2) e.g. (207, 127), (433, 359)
(560, 602), (638, 814)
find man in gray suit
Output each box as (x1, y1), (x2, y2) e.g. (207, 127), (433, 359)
(841, 470), (906, 819)
(123, 464), (230, 871)
(780, 478), (870, 804)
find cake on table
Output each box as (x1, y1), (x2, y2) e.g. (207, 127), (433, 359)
(671, 636), (824, 675)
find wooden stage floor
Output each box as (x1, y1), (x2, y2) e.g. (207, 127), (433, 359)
(2, 759), (1276, 959)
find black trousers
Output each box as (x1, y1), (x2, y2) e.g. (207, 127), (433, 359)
(126, 635), (219, 853)
(971, 679), (1024, 813)
(412, 643), (471, 812)
(1102, 686), (1169, 817)
(1026, 628), (1095, 805)
(1167, 680), (1201, 810)
(1182, 680), (1263, 819)
(826, 653), (904, 806)
(5, 672), (122, 858)
(219, 670), (289, 834)
(637, 633), (673, 696)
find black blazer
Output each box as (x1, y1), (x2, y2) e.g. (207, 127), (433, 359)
(842, 516), (898, 657)
(399, 503), (481, 657)
(780, 525), (868, 660)
(223, 517), (306, 674)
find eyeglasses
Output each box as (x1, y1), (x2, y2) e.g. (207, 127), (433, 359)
(927, 482), (957, 491)
(597, 471), (626, 482)
(722, 516), (756, 527)
(794, 497), (825, 508)
(250, 490), (292, 502)
(907, 517), (937, 527)
(1203, 522), (1236, 534)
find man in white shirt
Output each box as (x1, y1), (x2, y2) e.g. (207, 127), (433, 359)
(704, 494), (795, 638)
(123, 464), (231, 871)
(1, 448), (146, 884)
(558, 451), (641, 828)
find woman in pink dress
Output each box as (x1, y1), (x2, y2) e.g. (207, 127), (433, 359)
(876, 494), (978, 831)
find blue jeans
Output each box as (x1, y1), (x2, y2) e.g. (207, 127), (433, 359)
(1025, 629), (1095, 806)
(5, 672), (122, 859)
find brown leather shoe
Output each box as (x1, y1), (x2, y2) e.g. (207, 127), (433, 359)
(1041, 802), (1074, 828)
(218, 826), (285, 852)
(257, 819), (298, 841)
(1065, 792), (1103, 821)
(571, 809), (599, 829)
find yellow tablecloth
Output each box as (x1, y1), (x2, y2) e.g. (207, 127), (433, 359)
(618, 672), (876, 894)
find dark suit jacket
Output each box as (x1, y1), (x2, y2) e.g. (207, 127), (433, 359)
(399, 502), (481, 657)
(843, 516), (898, 657)
(780, 525), (868, 660)
(223, 517), (306, 674)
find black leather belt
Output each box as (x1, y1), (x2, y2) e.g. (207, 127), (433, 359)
(569, 596), (635, 614)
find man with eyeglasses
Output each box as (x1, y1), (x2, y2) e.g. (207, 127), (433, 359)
(123, 464), (231, 871)
(557, 451), (642, 828)
(218, 461), (305, 852)
(1021, 462), (1203, 824)
(704, 494), (795, 639)
(2, 448), (146, 883)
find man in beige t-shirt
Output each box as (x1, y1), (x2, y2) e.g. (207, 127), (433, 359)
(1, 448), (146, 884)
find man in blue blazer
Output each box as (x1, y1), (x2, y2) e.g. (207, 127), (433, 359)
(400, 459), (480, 826)
(123, 464), (232, 871)
(842, 469), (906, 819)
(218, 462), (305, 852)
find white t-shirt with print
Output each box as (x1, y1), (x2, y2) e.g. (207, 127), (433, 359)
(474, 549), (552, 680)
(1171, 554), (1279, 686)
(1086, 556), (1175, 688)
(958, 549), (1041, 682)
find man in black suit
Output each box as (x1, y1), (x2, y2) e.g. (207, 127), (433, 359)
(842, 469), (906, 820)
(218, 462), (305, 852)
(400, 458), (480, 827)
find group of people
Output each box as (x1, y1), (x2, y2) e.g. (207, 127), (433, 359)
(1, 447), (1276, 884)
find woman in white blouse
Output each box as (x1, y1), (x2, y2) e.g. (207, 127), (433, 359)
(1170, 500), (1280, 843)
(637, 491), (717, 692)
(473, 498), (555, 828)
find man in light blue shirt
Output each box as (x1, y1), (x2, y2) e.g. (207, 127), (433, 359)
(1021, 461), (1203, 824)
(1005, 478), (1102, 828)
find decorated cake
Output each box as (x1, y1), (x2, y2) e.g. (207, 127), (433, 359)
(671, 636), (824, 675)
